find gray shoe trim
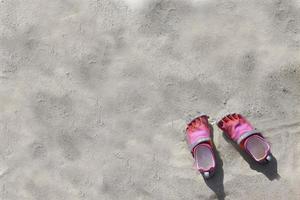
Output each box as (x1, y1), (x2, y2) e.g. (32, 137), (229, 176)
(237, 129), (262, 145)
(188, 137), (211, 152)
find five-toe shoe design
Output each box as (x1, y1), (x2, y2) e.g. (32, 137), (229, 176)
(186, 114), (216, 178)
(217, 113), (271, 163)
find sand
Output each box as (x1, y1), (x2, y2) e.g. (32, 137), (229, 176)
(0, 0), (300, 199)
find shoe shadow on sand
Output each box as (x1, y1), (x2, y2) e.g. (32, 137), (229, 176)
(222, 133), (280, 181)
(204, 125), (226, 200)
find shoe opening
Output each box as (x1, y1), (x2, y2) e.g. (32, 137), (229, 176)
(194, 143), (215, 172)
(244, 135), (270, 161)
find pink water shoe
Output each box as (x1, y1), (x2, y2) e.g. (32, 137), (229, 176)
(186, 114), (216, 178)
(217, 113), (271, 163)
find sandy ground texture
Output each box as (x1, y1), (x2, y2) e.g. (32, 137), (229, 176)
(1, 0), (300, 199)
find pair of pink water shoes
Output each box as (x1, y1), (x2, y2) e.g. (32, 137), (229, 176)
(186, 113), (271, 178)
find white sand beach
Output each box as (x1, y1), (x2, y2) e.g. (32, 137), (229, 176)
(0, 0), (300, 199)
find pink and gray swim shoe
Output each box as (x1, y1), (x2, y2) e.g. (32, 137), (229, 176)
(186, 114), (216, 178)
(217, 113), (271, 163)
